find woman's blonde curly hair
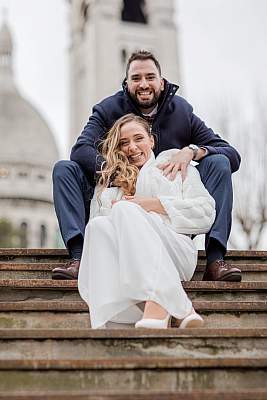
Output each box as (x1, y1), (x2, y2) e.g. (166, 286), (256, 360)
(98, 113), (152, 196)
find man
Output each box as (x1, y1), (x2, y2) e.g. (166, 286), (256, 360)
(52, 50), (241, 281)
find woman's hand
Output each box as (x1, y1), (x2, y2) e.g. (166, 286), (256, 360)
(123, 196), (167, 215)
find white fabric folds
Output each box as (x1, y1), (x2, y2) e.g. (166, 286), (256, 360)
(78, 149), (216, 329)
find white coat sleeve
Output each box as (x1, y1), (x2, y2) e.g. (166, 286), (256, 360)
(157, 167), (216, 235)
(89, 186), (122, 219)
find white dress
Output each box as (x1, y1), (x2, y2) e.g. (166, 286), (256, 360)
(78, 150), (216, 329)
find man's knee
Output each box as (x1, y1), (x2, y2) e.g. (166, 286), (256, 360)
(214, 154), (231, 173)
(202, 154), (231, 176)
(53, 160), (84, 182)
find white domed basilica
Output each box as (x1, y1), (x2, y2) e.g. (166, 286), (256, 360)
(0, 21), (60, 248)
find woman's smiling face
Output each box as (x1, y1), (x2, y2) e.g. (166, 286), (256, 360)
(119, 120), (154, 168)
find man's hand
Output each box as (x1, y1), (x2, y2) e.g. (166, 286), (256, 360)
(158, 147), (207, 181)
(158, 147), (194, 181)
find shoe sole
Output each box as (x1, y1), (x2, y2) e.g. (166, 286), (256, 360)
(203, 272), (242, 282)
(217, 272), (242, 282)
(181, 318), (204, 329)
(52, 271), (77, 280)
(135, 316), (172, 329)
(179, 314), (204, 329)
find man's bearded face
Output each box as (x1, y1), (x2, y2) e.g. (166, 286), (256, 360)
(126, 59), (164, 112)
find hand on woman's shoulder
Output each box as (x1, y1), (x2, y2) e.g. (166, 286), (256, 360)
(154, 149), (181, 166)
(154, 149), (198, 182)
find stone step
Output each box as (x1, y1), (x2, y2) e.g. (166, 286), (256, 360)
(0, 358), (266, 370)
(0, 300), (267, 329)
(1, 300), (266, 312)
(0, 358), (266, 392)
(0, 310), (266, 329)
(0, 249), (266, 397)
(1, 282), (266, 303)
(0, 301), (266, 329)
(0, 249), (69, 264)
(0, 290), (265, 303)
(1, 262), (266, 281)
(1, 328), (265, 339)
(1, 279), (266, 290)
(1, 390), (267, 400)
(0, 248), (266, 263)
(0, 329), (266, 360)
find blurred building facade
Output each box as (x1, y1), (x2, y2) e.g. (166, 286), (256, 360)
(68, 0), (181, 147)
(0, 21), (60, 248)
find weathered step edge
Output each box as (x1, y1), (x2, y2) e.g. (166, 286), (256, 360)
(2, 263), (267, 272)
(0, 390), (266, 400)
(1, 248), (267, 259)
(0, 357), (266, 370)
(0, 300), (266, 312)
(0, 328), (266, 339)
(0, 279), (266, 290)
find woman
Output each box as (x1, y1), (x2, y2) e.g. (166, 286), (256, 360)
(78, 114), (215, 329)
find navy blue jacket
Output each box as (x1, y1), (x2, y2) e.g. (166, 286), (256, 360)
(71, 79), (241, 181)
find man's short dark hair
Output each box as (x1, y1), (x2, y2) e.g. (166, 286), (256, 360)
(126, 50), (162, 77)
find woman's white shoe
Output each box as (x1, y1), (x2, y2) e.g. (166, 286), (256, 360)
(179, 310), (204, 329)
(135, 313), (171, 329)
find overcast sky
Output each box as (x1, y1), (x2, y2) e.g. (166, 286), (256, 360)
(1, 0), (267, 157)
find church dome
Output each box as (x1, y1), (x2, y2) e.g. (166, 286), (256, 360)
(0, 21), (59, 168)
(0, 20), (59, 205)
(0, 91), (59, 167)
(0, 19), (61, 249)
(0, 21), (13, 54)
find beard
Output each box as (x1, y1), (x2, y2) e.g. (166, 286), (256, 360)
(129, 88), (162, 110)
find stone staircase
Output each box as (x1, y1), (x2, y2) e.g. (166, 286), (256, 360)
(0, 248), (266, 399)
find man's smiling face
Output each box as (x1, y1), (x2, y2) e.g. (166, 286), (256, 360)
(126, 59), (164, 113)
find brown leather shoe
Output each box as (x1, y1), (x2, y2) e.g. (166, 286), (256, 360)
(52, 259), (80, 280)
(202, 259), (241, 282)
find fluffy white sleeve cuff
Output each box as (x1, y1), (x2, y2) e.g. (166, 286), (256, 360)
(90, 187), (122, 219)
(158, 167), (216, 234)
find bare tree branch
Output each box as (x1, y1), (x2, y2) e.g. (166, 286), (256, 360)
(214, 95), (267, 249)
